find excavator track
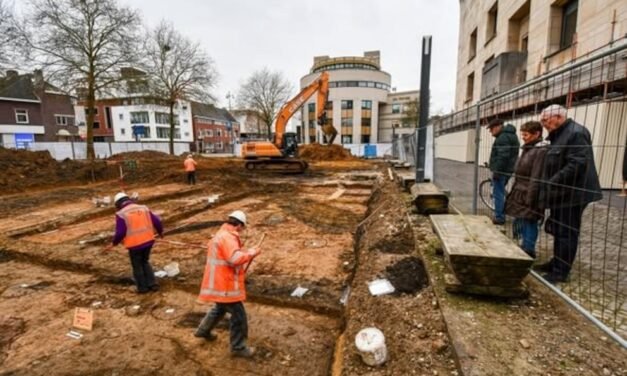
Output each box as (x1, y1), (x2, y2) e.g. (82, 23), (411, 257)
(244, 159), (308, 174)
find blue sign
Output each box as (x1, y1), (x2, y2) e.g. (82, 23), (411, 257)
(15, 133), (34, 149)
(131, 125), (146, 136)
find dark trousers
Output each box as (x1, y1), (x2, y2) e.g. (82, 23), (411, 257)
(492, 174), (509, 222)
(187, 171), (196, 185)
(197, 302), (248, 351)
(548, 204), (587, 277)
(128, 246), (156, 292)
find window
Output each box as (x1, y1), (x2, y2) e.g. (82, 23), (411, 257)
(155, 112), (169, 124)
(466, 72), (475, 102)
(156, 127), (170, 139)
(521, 35), (528, 52)
(55, 115), (69, 125)
(121, 128), (126, 135)
(361, 100), (372, 110)
(486, 2), (498, 43)
(217, 130), (222, 137)
(469, 28), (477, 61)
(560, 0), (578, 49)
(119, 113), (124, 120)
(15, 109), (28, 123)
(130, 111), (149, 124)
(361, 135), (370, 143)
(84, 107), (98, 116)
(392, 104), (401, 114)
(93, 121), (100, 129)
(208, 130), (213, 137)
(341, 135), (352, 144)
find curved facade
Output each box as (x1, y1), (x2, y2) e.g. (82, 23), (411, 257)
(300, 51), (391, 145)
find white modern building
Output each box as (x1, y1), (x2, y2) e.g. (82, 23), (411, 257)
(300, 51), (419, 145)
(74, 99), (194, 143)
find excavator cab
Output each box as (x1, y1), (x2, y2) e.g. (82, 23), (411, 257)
(282, 132), (299, 157)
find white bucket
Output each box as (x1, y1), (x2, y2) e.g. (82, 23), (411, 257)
(163, 262), (180, 277)
(355, 327), (387, 366)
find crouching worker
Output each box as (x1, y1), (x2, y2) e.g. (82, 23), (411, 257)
(195, 210), (261, 358)
(107, 192), (163, 294)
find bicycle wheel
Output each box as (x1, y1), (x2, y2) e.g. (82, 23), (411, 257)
(479, 179), (495, 211)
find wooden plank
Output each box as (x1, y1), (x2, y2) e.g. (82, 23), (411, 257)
(444, 274), (529, 298)
(328, 188), (346, 200)
(410, 183), (449, 214)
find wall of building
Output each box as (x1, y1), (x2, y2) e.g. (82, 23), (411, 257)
(435, 129), (477, 162)
(300, 67), (391, 145)
(110, 101), (193, 142)
(455, 0), (627, 110)
(40, 92), (77, 141)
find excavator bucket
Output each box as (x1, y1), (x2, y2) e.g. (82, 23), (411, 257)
(322, 124), (338, 145)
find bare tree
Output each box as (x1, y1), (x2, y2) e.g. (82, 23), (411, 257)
(0, 0), (17, 70)
(143, 21), (217, 155)
(237, 68), (293, 140)
(401, 101), (420, 128)
(16, 0), (141, 160)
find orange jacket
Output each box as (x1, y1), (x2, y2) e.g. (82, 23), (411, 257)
(197, 223), (255, 303)
(184, 158), (197, 172)
(116, 203), (156, 249)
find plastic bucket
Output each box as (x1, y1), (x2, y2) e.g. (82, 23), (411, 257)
(355, 327), (387, 366)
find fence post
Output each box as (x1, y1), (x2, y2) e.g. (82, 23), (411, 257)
(472, 104), (481, 215)
(70, 140), (76, 160)
(108, 142), (112, 157)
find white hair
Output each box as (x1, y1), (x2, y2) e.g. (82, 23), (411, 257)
(541, 104), (567, 119)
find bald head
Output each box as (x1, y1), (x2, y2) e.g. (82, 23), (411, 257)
(540, 104), (567, 133)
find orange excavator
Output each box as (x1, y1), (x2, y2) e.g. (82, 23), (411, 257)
(241, 71), (337, 173)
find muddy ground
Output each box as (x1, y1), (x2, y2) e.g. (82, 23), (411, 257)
(0, 150), (625, 375)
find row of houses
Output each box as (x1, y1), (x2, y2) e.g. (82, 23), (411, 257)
(0, 69), (241, 153)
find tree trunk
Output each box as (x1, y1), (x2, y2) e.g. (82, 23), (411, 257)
(169, 101), (175, 155)
(86, 72), (96, 161)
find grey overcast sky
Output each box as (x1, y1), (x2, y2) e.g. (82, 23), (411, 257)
(125, 0), (460, 114)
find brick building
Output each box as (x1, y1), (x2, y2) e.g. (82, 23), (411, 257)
(191, 102), (240, 153)
(0, 70), (77, 147)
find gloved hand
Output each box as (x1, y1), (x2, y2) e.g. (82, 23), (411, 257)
(249, 247), (261, 257)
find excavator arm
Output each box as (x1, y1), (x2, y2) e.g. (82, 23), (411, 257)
(274, 71), (337, 147)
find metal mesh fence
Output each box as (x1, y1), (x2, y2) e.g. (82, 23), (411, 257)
(433, 42), (627, 340)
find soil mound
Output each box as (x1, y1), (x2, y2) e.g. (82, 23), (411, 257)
(0, 147), (100, 193)
(385, 256), (429, 294)
(107, 150), (180, 161)
(299, 143), (355, 161)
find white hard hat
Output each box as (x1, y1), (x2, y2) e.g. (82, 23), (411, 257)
(114, 192), (129, 204)
(228, 210), (247, 226)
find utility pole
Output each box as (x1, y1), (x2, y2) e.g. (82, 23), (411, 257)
(226, 92), (232, 111)
(226, 91), (234, 153)
(416, 35), (432, 182)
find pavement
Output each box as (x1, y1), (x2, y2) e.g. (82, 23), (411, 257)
(434, 158), (627, 339)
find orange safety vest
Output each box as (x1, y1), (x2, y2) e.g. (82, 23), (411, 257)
(184, 158), (197, 172)
(197, 223), (254, 303)
(116, 203), (156, 249)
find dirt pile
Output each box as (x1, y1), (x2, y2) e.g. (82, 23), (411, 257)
(299, 143), (355, 161)
(107, 150), (180, 161)
(0, 147), (104, 194)
(385, 256), (429, 294)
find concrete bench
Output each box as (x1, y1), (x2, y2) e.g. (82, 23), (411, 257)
(410, 183), (449, 215)
(429, 214), (533, 297)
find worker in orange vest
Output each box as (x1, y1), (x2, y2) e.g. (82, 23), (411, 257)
(106, 192), (163, 294)
(184, 154), (198, 185)
(195, 210), (261, 358)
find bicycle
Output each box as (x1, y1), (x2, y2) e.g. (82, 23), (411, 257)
(479, 177), (495, 211)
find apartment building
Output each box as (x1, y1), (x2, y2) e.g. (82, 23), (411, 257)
(300, 51), (420, 145)
(456, 0), (626, 109)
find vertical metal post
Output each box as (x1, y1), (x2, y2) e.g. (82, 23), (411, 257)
(416, 35), (432, 182)
(472, 104), (481, 214)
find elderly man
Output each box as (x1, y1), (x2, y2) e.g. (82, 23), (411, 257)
(536, 104), (602, 283)
(195, 210), (261, 358)
(487, 118), (520, 225)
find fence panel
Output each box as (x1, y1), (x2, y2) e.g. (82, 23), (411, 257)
(433, 43), (627, 341)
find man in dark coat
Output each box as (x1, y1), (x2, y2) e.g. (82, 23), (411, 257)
(505, 121), (547, 258)
(536, 105), (602, 283)
(488, 119), (520, 225)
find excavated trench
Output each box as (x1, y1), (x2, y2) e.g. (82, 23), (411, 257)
(0, 172), (390, 375)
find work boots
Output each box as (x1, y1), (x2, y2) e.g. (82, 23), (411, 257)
(193, 329), (217, 341)
(231, 346), (255, 358)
